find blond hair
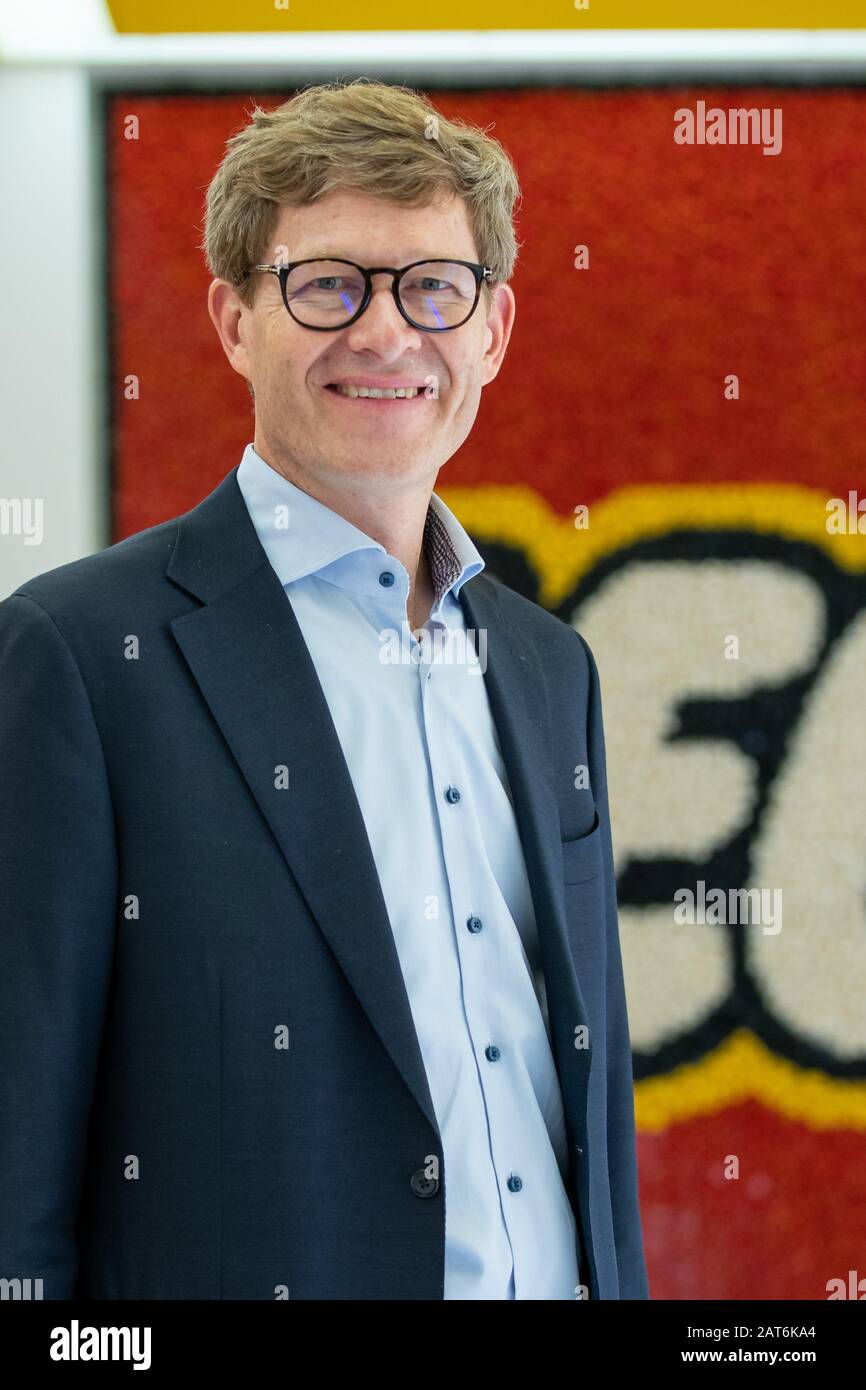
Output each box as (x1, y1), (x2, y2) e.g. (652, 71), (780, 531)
(202, 78), (522, 305)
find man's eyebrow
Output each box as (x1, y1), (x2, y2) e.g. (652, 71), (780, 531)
(274, 252), (353, 265)
(287, 252), (439, 264)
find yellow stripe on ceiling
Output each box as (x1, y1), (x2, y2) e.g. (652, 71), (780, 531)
(105, 1), (866, 31)
(437, 483), (866, 607)
(635, 1028), (866, 1132)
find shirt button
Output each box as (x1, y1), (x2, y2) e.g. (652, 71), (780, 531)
(379, 571), (395, 587)
(444, 785), (461, 804)
(410, 1168), (439, 1198)
(466, 915), (483, 933)
(507, 1174), (523, 1193)
(485, 1044), (501, 1062)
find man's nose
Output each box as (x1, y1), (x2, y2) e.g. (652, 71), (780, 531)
(344, 275), (421, 352)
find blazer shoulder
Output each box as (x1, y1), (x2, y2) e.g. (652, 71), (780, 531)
(4, 513), (182, 628)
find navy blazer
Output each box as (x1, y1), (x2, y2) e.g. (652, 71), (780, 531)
(0, 465), (649, 1300)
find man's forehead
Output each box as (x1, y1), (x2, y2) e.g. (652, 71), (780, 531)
(268, 190), (475, 260)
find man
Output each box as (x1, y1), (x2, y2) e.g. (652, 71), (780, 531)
(0, 79), (649, 1300)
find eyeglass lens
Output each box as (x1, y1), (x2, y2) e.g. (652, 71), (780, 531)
(282, 260), (479, 329)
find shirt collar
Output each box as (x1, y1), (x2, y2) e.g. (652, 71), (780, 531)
(235, 442), (485, 607)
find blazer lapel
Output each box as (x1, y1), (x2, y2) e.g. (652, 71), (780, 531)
(167, 466), (439, 1136)
(458, 578), (594, 1121)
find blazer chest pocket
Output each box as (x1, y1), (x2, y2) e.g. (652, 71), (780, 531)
(561, 810), (603, 885)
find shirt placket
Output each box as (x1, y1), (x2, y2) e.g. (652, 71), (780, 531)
(418, 617), (551, 1294)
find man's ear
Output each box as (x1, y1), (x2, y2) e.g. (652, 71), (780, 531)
(480, 282), (516, 388)
(207, 278), (254, 385)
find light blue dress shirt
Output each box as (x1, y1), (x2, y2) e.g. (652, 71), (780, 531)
(236, 443), (579, 1300)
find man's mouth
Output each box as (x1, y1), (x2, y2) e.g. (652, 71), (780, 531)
(324, 383), (429, 401)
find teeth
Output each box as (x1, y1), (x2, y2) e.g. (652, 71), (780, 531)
(333, 385), (420, 399)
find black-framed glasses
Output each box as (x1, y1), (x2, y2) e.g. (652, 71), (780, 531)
(238, 257), (493, 332)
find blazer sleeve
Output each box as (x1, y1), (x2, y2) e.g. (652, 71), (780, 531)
(0, 593), (118, 1298)
(575, 630), (651, 1299)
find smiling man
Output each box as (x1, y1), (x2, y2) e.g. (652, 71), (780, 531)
(206, 181), (501, 636)
(0, 79), (649, 1301)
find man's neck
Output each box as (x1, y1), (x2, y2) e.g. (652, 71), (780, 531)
(408, 544), (436, 633)
(253, 442), (438, 633)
